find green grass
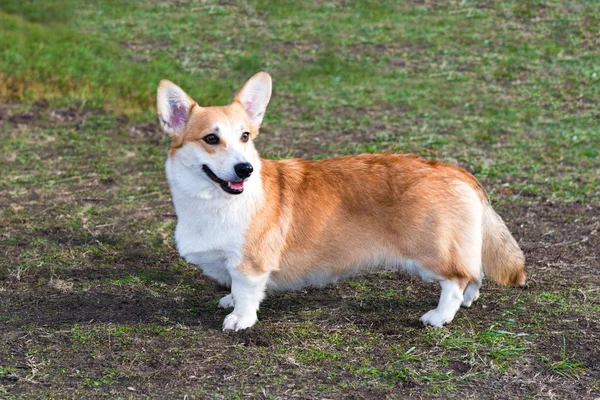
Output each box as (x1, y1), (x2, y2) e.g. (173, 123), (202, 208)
(541, 337), (586, 379)
(1, 0), (599, 398)
(2, 0), (598, 201)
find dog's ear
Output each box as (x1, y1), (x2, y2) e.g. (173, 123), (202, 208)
(157, 80), (195, 137)
(233, 72), (272, 127)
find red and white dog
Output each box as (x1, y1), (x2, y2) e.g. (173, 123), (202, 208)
(157, 72), (525, 331)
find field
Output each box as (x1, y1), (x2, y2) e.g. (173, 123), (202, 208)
(1, 0), (599, 398)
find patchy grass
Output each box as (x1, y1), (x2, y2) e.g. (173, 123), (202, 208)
(541, 337), (586, 379)
(1, 0), (599, 398)
(2, 0), (597, 201)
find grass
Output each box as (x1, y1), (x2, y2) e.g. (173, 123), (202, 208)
(1, 1), (598, 201)
(541, 337), (586, 379)
(1, 0), (599, 398)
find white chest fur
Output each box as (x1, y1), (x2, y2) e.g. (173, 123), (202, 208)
(166, 157), (263, 287)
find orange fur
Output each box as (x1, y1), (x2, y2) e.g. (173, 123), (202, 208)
(482, 207), (526, 285)
(240, 154), (517, 286)
(169, 102), (257, 159)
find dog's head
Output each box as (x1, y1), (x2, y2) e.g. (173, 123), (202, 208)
(157, 72), (271, 195)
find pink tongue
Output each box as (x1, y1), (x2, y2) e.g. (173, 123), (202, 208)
(229, 181), (244, 190)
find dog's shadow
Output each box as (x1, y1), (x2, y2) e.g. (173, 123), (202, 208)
(3, 230), (438, 333)
(3, 265), (435, 335)
(2, 267), (225, 331)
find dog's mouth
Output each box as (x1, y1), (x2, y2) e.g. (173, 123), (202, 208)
(202, 165), (244, 195)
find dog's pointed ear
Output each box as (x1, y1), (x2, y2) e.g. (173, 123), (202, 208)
(233, 72), (272, 127)
(157, 80), (195, 137)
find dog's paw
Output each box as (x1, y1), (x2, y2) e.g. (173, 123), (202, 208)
(460, 293), (479, 308)
(460, 298), (474, 308)
(461, 283), (480, 308)
(222, 312), (257, 331)
(218, 294), (235, 309)
(419, 309), (453, 327)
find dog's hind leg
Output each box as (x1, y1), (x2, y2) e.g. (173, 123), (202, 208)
(462, 273), (483, 308)
(420, 278), (467, 327)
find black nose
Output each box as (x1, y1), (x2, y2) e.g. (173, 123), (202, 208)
(234, 162), (253, 179)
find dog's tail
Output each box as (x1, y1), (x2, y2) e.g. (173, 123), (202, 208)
(481, 206), (526, 286)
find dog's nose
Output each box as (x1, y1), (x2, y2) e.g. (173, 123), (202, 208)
(234, 162), (253, 179)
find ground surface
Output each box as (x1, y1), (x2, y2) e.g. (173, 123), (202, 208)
(1, 1), (599, 399)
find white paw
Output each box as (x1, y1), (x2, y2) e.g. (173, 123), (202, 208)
(218, 294), (235, 309)
(222, 312), (257, 331)
(420, 309), (454, 327)
(461, 293), (479, 308)
(461, 298), (474, 308)
(461, 288), (480, 308)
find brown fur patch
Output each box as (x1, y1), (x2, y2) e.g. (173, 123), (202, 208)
(169, 102), (258, 159)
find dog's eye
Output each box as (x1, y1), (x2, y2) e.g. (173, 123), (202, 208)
(203, 134), (219, 145)
(241, 132), (250, 143)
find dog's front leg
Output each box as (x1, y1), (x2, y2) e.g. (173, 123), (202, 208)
(222, 267), (270, 331)
(217, 293), (234, 309)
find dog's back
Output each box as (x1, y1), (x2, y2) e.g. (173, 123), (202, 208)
(243, 154), (523, 289)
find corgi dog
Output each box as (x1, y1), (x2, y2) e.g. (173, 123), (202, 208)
(157, 72), (526, 331)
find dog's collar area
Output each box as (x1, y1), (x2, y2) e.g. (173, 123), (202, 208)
(202, 165), (244, 195)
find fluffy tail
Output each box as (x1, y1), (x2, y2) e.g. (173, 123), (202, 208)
(481, 206), (526, 286)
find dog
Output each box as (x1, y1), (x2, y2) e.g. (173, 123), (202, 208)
(157, 72), (526, 331)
